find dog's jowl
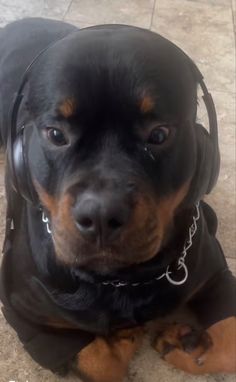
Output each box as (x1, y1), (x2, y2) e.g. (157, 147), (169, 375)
(0, 18), (235, 381)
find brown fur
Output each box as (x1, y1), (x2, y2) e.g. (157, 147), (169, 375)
(154, 317), (236, 374)
(116, 180), (191, 265)
(59, 98), (77, 118)
(140, 95), (155, 114)
(34, 181), (58, 215)
(76, 328), (144, 382)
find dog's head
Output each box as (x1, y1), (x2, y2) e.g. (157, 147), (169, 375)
(22, 26), (200, 274)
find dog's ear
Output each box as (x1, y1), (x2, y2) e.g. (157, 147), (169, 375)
(187, 123), (219, 204)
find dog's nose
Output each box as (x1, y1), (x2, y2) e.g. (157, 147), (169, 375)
(73, 192), (131, 244)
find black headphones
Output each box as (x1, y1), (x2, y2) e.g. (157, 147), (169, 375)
(7, 30), (220, 207)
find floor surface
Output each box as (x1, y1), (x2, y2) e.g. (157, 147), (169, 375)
(0, 1), (235, 381)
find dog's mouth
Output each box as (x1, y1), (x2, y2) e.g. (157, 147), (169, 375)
(75, 255), (138, 275)
(75, 240), (163, 274)
(38, 189), (164, 273)
(40, 213), (163, 275)
(38, 179), (191, 274)
(51, 221), (163, 274)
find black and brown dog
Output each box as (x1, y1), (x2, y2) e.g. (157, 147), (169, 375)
(0, 18), (235, 381)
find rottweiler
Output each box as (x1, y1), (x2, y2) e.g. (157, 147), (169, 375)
(0, 18), (235, 381)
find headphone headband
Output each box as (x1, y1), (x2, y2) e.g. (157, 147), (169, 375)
(191, 63), (220, 193)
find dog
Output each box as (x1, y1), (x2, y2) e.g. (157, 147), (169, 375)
(0, 18), (235, 381)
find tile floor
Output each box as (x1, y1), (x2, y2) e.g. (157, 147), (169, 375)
(0, 1), (235, 381)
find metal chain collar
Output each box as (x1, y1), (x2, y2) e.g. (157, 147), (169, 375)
(42, 202), (200, 288)
(42, 212), (51, 234)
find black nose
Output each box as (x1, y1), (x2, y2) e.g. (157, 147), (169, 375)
(73, 192), (131, 245)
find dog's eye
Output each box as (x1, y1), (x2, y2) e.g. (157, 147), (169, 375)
(148, 126), (170, 145)
(47, 128), (68, 146)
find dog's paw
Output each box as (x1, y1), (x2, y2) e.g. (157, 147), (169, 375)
(152, 318), (236, 374)
(74, 327), (144, 382)
(153, 323), (212, 368)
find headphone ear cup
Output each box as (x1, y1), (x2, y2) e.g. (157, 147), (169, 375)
(189, 123), (215, 202)
(11, 127), (38, 204)
(206, 131), (220, 195)
(7, 128), (24, 195)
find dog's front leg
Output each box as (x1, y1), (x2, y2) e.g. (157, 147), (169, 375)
(74, 327), (144, 382)
(153, 316), (236, 374)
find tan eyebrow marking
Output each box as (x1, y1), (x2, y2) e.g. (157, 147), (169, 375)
(59, 98), (77, 118)
(140, 95), (155, 114)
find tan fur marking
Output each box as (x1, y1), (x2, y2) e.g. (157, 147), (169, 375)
(33, 182), (79, 264)
(155, 180), (191, 243)
(52, 192), (80, 264)
(140, 95), (155, 113)
(119, 179), (191, 266)
(34, 181), (58, 216)
(59, 98), (76, 118)
(57, 193), (77, 233)
(77, 328), (144, 382)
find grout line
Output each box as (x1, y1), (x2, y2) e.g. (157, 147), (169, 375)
(149, 0), (157, 30)
(62, 0), (74, 20)
(230, 0), (236, 89)
(183, 0), (231, 7)
(202, 86), (236, 96)
(208, 89), (236, 95)
(226, 255), (236, 259)
(231, 0), (236, 34)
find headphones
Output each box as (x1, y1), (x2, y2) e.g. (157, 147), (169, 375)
(7, 29), (220, 207)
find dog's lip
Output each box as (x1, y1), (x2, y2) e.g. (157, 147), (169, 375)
(72, 246), (167, 279)
(73, 242), (162, 272)
(75, 254), (129, 268)
(75, 258), (130, 275)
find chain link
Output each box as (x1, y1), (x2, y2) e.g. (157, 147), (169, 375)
(42, 212), (52, 234)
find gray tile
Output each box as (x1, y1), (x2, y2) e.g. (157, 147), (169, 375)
(185, 0), (231, 5)
(64, 0), (155, 28)
(205, 90), (235, 259)
(0, 151), (4, 162)
(232, 0), (236, 32)
(0, 146), (4, 175)
(0, 168), (4, 187)
(42, 0), (72, 18)
(152, 0), (235, 93)
(226, 257), (236, 275)
(0, 2), (35, 27)
(0, 0), (70, 27)
(0, 150), (4, 187)
(61, 19), (98, 29)
(227, 256), (236, 274)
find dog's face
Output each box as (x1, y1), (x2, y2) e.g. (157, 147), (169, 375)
(26, 26), (198, 274)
